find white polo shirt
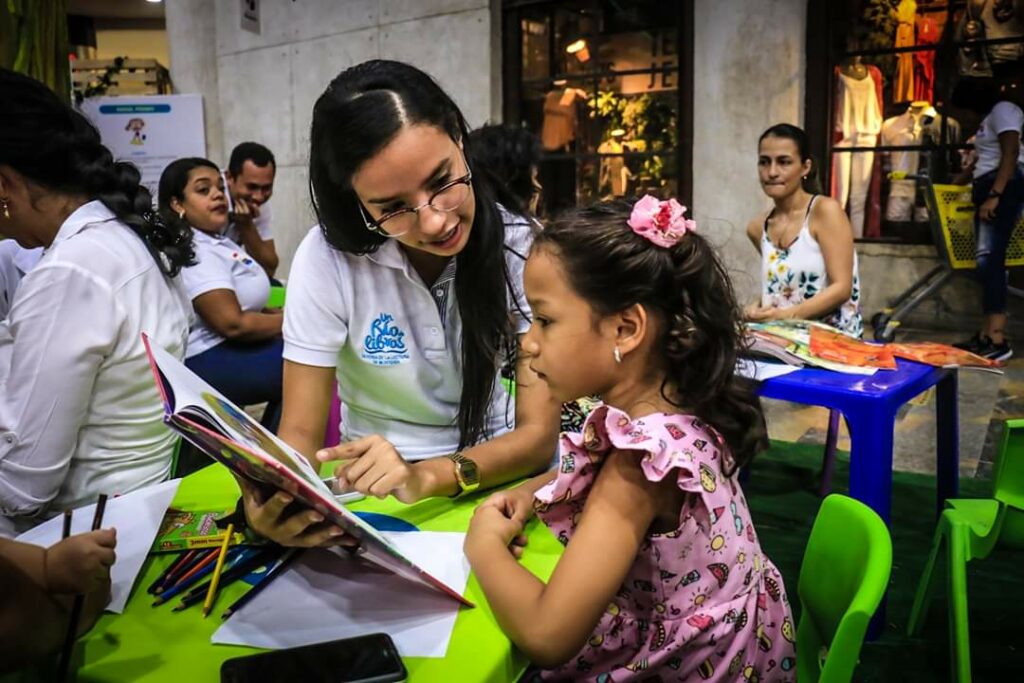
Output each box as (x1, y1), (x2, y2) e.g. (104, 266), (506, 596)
(283, 209), (534, 461)
(0, 241), (43, 319)
(0, 201), (191, 535)
(179, 229), (272, 358)
(221, 170), (273, 243)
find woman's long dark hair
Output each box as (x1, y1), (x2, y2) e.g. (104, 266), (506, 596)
(534, 199), (768, 472)
(157, 157), (221, 236)
(759, 123), (823, 195)
(0, 68), (194, 275)
(308, 60), (523, 449)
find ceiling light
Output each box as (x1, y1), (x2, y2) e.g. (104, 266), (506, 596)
(565, 39), (590, 63)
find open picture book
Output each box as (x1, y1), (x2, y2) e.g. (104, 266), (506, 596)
(142, 334), (473, 607)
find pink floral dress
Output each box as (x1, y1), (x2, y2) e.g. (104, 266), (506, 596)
(531, 405), (796, 682)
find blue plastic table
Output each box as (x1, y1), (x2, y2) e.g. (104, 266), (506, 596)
(758, 359), (959, 523)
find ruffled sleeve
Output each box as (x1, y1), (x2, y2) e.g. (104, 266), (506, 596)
(535, 405), (738, 536)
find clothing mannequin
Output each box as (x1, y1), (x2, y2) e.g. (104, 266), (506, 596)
(832, 58), (883, 238)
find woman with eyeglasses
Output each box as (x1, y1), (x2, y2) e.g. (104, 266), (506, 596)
(240, 60), (562, 546)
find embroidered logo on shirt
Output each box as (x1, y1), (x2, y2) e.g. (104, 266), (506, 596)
(362, 313), (411, 366)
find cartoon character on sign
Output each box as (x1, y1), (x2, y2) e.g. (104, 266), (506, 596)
(126, 117), (146, 145)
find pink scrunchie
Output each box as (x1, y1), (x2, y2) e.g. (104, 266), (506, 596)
(627, 195), (696, 248)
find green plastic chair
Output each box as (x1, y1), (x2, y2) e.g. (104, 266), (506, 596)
(797, 494), (893, 683)
(907, 418), (1024, 682)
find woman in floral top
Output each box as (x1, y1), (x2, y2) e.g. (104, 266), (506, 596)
(745, 124), (863, 338)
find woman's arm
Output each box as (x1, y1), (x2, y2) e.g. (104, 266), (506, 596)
(745, 217), (763, 252)
(765, 197), (856, 321)
(465, 450), (665, 668)
(978, 130), (1022, 222)
(192, 289), (282, 342)
(328, 343), (561, 502)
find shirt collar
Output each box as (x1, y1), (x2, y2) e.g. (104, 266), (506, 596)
(13, 246), (43, 275)
(365, 238), (409, 270)
(50, 200), (118, 248)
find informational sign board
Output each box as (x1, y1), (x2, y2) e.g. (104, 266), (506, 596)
(80, 94), (206, 197)
(241, 0), (260, 34)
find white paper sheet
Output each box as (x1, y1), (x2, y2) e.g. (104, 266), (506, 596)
(212, 531), (471, 658)
(15, 478), (181, 613)
(736, 358), (802, 381)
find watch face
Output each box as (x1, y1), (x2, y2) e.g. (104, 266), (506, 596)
(458, 459), (480, 485)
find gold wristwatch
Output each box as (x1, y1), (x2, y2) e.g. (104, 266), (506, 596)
(447, 451), (480, 496)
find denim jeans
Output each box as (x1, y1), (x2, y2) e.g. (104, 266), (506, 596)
(185, 336), (284, 430)
(973, 167), (1024, 314)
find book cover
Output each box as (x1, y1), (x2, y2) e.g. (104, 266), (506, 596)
(141, 334), (474, 607)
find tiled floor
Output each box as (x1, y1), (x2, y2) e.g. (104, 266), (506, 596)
(761, 327), (1021, 480)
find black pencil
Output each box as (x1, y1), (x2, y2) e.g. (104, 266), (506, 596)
(153, 548), (215, 595)
(220, 548), (301, 620)
(55, 494), (108, 682)
(61, 510), (73, 540)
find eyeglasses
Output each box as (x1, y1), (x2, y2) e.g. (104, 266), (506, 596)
(358, 153), (474, 238)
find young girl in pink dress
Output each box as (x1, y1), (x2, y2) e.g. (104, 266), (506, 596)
(465, 196), (795, 682)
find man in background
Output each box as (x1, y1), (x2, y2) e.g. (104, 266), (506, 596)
(223, 141), (279, 277)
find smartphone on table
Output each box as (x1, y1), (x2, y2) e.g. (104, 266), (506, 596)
(220, 633), (407, 683)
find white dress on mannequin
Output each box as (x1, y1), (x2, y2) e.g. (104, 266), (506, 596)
(832, 70), (882, 238)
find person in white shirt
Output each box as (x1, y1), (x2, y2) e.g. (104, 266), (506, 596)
(0, 68), (194, 535)
(951, 77), (1024, 361)
(222, 142), (278, 277)
(158, 158), (283, 430)
(242, 60), (562, 547)
(0, 240), (42, 319)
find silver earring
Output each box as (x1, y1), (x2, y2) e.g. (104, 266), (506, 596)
(613, 347), (622, 363)
(0, 198), (9, 220)
(178, 209), (186, 221)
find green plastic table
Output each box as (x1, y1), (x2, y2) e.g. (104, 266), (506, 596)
(71, 465), (562, 682)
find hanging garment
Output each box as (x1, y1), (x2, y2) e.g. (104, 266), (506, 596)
(832, 70), (883, 238)
(540, 90), (576, 151)
(893, 0), (918, 103)
(914, 16), (939, 102)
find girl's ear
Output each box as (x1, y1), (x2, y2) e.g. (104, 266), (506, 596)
(611, 303), (649, 360)
(169, 196), (185, 217)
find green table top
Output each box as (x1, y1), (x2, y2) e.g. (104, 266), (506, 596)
(70, 465), (561, 682)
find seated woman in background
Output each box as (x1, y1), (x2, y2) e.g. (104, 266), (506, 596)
(0, 69), (193, 535)
(158, 158), (283, 430)
(745, 123), (863, 338)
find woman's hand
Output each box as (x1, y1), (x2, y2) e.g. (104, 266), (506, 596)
(318, 435), (437, 504)
(238, 477), (354, 548)
(465, 500), (528, 562)
(979, 196), (999, 222)
(43, 528), (117, 595)
(744, 304), (794, 322)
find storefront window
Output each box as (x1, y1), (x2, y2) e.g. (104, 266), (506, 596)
(502, 0), (692, 216)
(806, 0), (1024, 244)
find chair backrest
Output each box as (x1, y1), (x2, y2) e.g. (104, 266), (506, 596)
(797, 494), (893, 683)
(994, 419), (1024, 548)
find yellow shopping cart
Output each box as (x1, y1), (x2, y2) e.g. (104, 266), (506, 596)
(870, 172), (1024, 342)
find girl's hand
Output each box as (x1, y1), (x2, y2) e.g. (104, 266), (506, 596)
(318, 435), (435, 503)
(746, 305), (795, 322)
(979, 196), (999, 222)
(238, 477), (354, 548)
(43, 528), (117, 595)
(465, 503), (528, 561)
(476, 487), (537, 526)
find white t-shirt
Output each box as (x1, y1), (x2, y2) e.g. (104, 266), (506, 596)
(0, 241), (43, 319)
(179, 229), (273, 358)
(221, 170), (273, 243)
(974, 101), (1024, 178)
(0, 201), (191, 535)
(283, 209), (534, 461)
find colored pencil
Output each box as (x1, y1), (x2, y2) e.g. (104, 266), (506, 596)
(151, 546), (246, 605)
(171, 546), (278, 611)
(56, 494), (108, 682)
(61, 509), (73, 540)
(220, 548), (302, 620)
(148, 549), (200, 594)
(155, 548), (216, 594)
(201, 524), (234, 618)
